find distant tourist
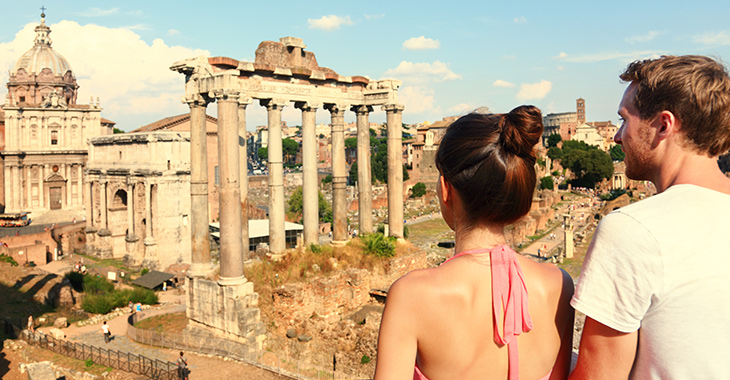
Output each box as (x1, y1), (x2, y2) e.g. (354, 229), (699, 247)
(375, 107), (574, 379)
(101, 321), (111, 344)
(570, 55), (730, 379)
(177, 351), (189, 380)
(26, 315), (34, 332)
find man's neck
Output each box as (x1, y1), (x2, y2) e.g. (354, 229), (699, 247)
(653, 153), (730, 194)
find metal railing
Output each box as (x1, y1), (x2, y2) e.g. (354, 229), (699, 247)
(1, 318), (178, 380)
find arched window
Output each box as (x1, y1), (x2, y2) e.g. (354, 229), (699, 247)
(112, 189), (127, 208)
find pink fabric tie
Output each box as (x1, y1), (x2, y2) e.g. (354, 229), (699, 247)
(441, 245), (533, 380)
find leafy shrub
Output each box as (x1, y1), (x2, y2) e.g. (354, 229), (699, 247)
(540, 176), (554, 190)
(361, 355), (371, 364)
(82, 294), (115, 314)
(360, 233), (396, 258)
(65, 271), (84, 292)
(309, 244), (322, 254)
(410, 182), (427, 198)
(83, 275), (114, 295)
(0, 254), (18, 266)
(85, 359), (94, 368)
(140, 268), (149, 276)
(322, 175), (332, 184)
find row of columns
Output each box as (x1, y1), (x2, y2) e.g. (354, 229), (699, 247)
(3, 163), (83, 211)
(85, 177), (154, 244)
(186, 91), (404, 283)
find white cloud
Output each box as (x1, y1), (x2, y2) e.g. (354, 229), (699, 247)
(168, 29), (180, 36)
(399, 86), (439, 114)
(493, 79), (515, 88)
(402, 36), (440, 50)
(516, 80), (552, 101)
(560, 50), (660, 63)
(384, 61), (461, 83)
(693, 31), (730, 46)
(307, 15), (353, 31)
(554, 52), (568, 59)
(0, 20), (210, 130)
(121, 24), (149, 31)
(78, 7), (120, 17)
(513, 16), (527, 24)
(501, 54), (516, 60)
(447, 103), (474, 114)
(625, 31), (660, 44)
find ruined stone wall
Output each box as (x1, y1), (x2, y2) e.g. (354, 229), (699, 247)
(271, 251), (427, 324)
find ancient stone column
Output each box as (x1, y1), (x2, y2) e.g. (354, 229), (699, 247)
(262, 99), (287, 254)
(327, 104), (348, 244)
(65, 165), (72, 207)
(84, 178), (93, 229)
(297, 101), (321, 246)
(353, 105), (373, 235)
(563, 214), (574, 259)
(99, 177), (109, 233)
(126, 178), (136, 240)
(238, 98), (252, 261)
(26, 166), (31, 209)
(215, 90), (246, 285)
(142, 180), (156, 244)
(384, 104), (405, 239)
(187, 95), (212, 277)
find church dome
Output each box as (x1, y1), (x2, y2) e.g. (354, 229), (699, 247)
(11, 16), (73, 77)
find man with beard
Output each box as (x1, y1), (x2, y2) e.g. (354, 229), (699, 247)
(570, 55), (730, 379)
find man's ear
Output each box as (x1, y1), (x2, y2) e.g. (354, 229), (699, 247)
(656, 110), (677, 140)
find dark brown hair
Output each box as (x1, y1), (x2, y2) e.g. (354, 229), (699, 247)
(620, 55), (730, 156)
(435, 105), (543, 226)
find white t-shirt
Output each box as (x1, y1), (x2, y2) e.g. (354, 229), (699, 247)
(102, 324), (109, 334)
(572, 184), (730, 379)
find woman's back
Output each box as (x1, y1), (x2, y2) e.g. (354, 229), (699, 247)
(383, 249), (573, 380)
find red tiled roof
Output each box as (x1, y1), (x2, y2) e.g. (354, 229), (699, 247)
(100, 117), (116, 125)
(131, 113), (218, 133)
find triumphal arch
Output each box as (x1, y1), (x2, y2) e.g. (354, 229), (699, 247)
(171, 37), (403, 347)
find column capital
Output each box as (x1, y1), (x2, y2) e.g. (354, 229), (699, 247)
(209, 89), (240, 102)
(260, 98), (287, 110)
(351, 105), (373, 115)
(238, 96), (253, 108)
(325, 103), (349, 115)
(182, 93), (210, 107)
(382, 104), (405, 113)
(295, 101), (322, 111)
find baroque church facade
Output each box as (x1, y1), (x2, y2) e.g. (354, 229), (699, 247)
(1, 13), (112, 214)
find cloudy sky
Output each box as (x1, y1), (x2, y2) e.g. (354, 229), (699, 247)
(1, 1), (730, 131)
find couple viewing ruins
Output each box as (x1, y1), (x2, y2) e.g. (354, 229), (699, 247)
(373, 54), (730, 379)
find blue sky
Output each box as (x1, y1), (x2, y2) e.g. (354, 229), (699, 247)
(2, 1), (730, 131)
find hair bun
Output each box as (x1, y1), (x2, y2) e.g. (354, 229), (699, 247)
(499, 105), (544, 157)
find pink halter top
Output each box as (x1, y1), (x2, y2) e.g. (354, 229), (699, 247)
(413, 245), (548, 380)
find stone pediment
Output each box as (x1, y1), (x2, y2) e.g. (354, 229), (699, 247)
(45, 173), (65, 182)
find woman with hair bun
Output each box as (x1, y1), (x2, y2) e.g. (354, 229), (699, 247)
(374, 106), (574, 380)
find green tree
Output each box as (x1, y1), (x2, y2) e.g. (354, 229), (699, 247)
(349, 161), (358, 184)
(258, 146), (268, 161)
(547, 146), (563, 160)
(610, 144), (625, 161)
(345, 137), (357, 150)
(539, 176), (554, 190)
(322, 175), (332, 184)
(287, 186), (332, 223)
(411, 182), (427, 198)
(282, 138), (299, 163)
(547, 134), (562, 148)
(569, 149), (614, 188)
(113, 127), (124, 134)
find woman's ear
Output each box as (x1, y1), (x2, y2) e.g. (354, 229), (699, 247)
(438, 175), (451, 205)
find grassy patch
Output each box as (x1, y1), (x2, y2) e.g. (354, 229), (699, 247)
(134, 312), (188, 333)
